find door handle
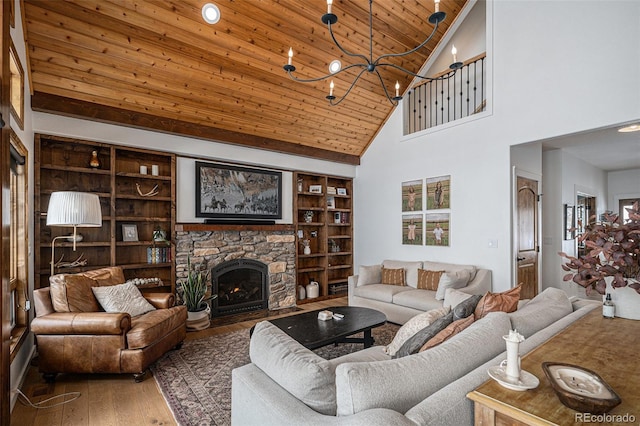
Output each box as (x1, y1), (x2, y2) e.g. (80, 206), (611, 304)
(517, 257), (525, 261)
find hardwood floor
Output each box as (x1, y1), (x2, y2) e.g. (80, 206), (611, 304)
(11, 297), (347, 425)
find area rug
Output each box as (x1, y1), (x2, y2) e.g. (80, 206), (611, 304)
(151, 323), (399, 426)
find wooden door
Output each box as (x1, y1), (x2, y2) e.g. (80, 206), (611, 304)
(516, 176), (539, 299)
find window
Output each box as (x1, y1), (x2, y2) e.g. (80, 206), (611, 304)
(620, 198), (639, 224)
(9, 131), (28, 360)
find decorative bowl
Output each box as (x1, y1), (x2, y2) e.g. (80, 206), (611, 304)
(541, 362), (621, 414)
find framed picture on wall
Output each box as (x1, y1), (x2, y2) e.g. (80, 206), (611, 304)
(426, 175), (450, 210)
(402, 214), (423, 245)
(425, 213), (450, 246)
(564, 204), (575, 240)
(402, 179), (423, 212)
(195, 161), (282, 220)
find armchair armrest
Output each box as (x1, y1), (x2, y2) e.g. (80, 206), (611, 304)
(144, 293), (175, 309)
(31, 312), (131, 335)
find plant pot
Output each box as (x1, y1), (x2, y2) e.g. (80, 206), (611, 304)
(187, 304), (211, 321)
(605, 277), (640, 320)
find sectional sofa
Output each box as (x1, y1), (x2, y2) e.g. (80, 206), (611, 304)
(349, 260), (492, 324)
(231, 288), (599, 425)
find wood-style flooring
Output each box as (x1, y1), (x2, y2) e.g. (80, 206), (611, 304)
(11, 297), (347, 425)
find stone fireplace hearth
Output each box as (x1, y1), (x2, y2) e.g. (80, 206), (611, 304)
(175, 224), (296, 312)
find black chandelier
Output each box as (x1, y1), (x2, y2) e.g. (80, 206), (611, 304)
(283, 0), (463, 106)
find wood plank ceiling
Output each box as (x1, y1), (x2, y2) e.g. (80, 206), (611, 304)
(22, 0), (466, 164)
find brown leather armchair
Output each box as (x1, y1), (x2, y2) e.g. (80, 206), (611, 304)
(31, 267), (187, 382)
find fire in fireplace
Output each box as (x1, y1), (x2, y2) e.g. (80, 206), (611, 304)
(211, 258), (268, 316)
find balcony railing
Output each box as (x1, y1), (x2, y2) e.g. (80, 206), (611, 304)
(403, 53), (486, 135)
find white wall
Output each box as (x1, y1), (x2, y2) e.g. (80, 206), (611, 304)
(541, 149), (607, 298)
(608, 169), (640, 213)
(355, 0), (640, 292)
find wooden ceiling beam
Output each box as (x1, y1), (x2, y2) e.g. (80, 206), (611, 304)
(31, 92), (361, 165)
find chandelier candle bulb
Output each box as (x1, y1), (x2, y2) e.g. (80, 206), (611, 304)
(287, 48), (293, 66)
(434, 0), (440, 13)
(329, 80), (334, 97)
(395, 81), (400, 97)
(452, 45), (458, 63)
(327, 0), (333, 14)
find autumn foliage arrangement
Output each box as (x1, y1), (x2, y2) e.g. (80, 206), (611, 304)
(559, 201), (640, 295)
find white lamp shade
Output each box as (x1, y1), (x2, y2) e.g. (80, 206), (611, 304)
(47, 191), (102, 227)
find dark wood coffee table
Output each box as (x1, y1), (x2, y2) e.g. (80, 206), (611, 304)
(255, 306), (386, 350)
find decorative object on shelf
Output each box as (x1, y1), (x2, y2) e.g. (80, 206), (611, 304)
(136, 183), (159, 197)
(153, 226), (168, 243)
(541, 362), (621, 414)
(283, 0), (462, 106)
(122, 224), (139, 242)
(301, 239), (311, 255)
(303, 210), (314, 223)
(308, 184), (322, 194)
(306, 279), (319, 299)
(140, 165), (148, 175)
(337, 188), (348, 196)
(47, 191), (102, 275)
(151, 164), (159, 176)
(195, 161), (282, 220)
(89, 150), (100, 168)
(126, 277), (162, 287)
(329, 239), (340, 253)
(297, 178), (303, 193)
(334, 212), (341, 224)
(55, 253), (88, 269)
(297, 285), (306, 300)
(327, 186), (337, 195)
(327, 196), (335, 209)
(559, 201), (640, 319)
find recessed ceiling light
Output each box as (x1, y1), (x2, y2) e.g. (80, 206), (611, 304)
(329, 59), (342, 74)
(618, 124), (640, 133)
(202, 3), (221, 24)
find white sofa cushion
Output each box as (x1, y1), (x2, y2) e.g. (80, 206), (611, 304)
(423, 261), (477, 282)
(335, 312), (512, 416)
(353, 284), (413, 303)
(443, 287), (473, 309)
(392, 289), (442, 312)
(385, 306), (450, 356)
(435, 269), (472, 300)
(508, 287), (573, 337)
(357, 264), (382, 286)
(249, 321), (338, 415)
(382, 260), (423, 288)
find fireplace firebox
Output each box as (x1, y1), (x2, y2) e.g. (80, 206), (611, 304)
(211, 259), (268, 316)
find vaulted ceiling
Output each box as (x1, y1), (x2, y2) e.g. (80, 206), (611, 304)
(22, 0), (467, 164)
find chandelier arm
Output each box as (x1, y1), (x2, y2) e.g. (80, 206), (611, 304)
(286, 63), (367, 84)
(326, 22), (371, 65)
(374, 20), (440, 65)
(372, 69), (399, 106)
(377, 63), (457, 81)
(329, 68), (370, 106)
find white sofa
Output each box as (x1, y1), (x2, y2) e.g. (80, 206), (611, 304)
(349, 260), (492, 324)
(231, 288), (599, 425)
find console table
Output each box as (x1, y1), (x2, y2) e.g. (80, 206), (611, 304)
(467, 308), (640, 425)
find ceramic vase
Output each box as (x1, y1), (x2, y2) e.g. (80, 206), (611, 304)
(605, 277), (640, 320)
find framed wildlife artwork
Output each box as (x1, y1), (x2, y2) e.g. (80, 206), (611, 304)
(195, 161), (282, 220)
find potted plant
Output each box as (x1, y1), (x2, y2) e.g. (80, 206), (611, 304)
(559, 201), (640, 319)
(179, 256), (217, 322)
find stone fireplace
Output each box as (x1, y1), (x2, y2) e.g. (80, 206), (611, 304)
(175, 224), (296, 313)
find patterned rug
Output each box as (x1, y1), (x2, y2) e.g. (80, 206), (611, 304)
(151, 323), (399, 426)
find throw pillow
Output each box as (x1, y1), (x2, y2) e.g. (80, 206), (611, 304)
(435, 269), (471, 300)
(474, 284), (522, 320)
(417, 269), (444, 291)
(49, 274), (101, 312)
(393, 311), (454, 358)
(357, 264), (382, 286)
(381, 267), (406, 286)
(443, 287), (473, 309)
(384, 306), (450, 356)
(91, 282), (156, 317)
(453, 294), (482, 321)
(419, 315), (475, 351)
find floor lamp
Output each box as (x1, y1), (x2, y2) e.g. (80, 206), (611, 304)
(47, 191), (102, 276)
